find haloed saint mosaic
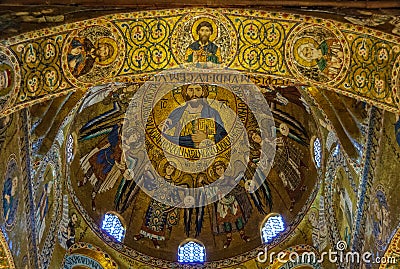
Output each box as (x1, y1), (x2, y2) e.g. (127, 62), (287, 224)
(67, 65), (320, 263)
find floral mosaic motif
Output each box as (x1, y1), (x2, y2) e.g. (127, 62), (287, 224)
(116, 16), (176, 73)
(286, 23), (350, 86)
(62, 23), (125, 85)
(178, 240), (206, 263)
(229, 16), (291, 73)
(13, 35), (70, 101)
(344, 33), (398, 109)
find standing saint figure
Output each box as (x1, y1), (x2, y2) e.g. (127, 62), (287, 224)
(211, 161), (252, 248)
(160, 84), (227, 149)
(133, 161), (181, 249)
(185, 21), (222, 64)
(2, 175), (18, 226)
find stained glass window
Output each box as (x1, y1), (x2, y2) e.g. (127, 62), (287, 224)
(313, 138), (322, 168)
(178, 240), (206, 264)
(101, 213), (125, 242)
(261, 214), (285, 244)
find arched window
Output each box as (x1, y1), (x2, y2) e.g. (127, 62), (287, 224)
(101, 213), (125, 242)
(313, 137), (322, 168)
(177, 239), (206, 264)
(260, 213), (285, 244)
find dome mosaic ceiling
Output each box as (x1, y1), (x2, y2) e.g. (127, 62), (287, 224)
(0, 4), (399, 269)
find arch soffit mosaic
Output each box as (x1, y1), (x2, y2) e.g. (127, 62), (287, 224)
(0, 8), (399, 118)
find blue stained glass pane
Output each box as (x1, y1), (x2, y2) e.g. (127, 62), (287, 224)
(101, 213), (125, 242)
(178, 241), (206, 263)
(313, 138), (322, 168)
(261, 215), (285, 244)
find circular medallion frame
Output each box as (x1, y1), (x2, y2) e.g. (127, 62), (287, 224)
(0, 46), (21, 113)
(62, 19), (126, 88)
(285, 23), (350, 87)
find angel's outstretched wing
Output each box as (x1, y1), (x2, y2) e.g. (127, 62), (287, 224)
(243, 167), (273, 215)
(78, 83), (124, 113)
(183, 192), (207, 237)
(115, 151), (151, 213)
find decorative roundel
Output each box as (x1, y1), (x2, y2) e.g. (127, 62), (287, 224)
(62, 20), (125, 87)
(0, 46), (21, 113)
(285, 23), (350, 87)
(170, 12), (238, 66)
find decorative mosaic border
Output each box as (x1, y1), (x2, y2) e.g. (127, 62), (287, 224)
(324, 149), (357, 268)
(19, 108), (40, 268)
(36, 147), (63, 269)
(351, 107), (384, 263)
